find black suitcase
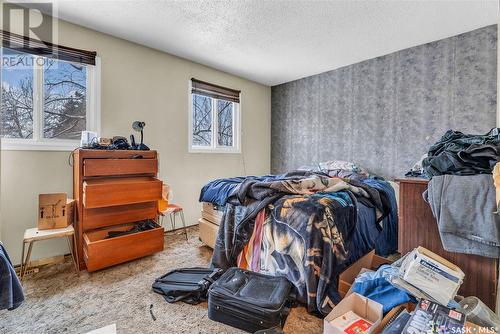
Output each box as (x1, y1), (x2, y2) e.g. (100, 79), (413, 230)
(152, 267), (223, 304)
(208, 267), (293, 333)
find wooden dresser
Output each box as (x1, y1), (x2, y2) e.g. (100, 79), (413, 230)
(397, 177), (498, 310)
(73, 149), (164, 272)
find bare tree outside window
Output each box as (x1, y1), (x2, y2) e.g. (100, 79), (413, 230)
(191, 94), (235, 149)
(192, 94), (212, 146)
(43, 59), (87, 139)
(1, 49), (34, 138)
(217, 99), (233, 146)
(1, 48), (88, 141)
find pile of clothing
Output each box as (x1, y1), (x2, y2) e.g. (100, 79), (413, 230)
(422, 128), (500, 177)
(105, 219), (158, 239)
(351, 265), (414, 313)
(201, 166), (398, 315)
(419, 128), (500, 258)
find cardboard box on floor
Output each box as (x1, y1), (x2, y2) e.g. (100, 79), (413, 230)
(38, 193), (75, 230)
(324, 293), (383, 334)
(338, 250), (394, 298)
(398, 246), (464, 306)
(374, 302), (416, 333)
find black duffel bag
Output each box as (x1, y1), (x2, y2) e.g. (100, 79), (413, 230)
(152, 267), (224, 304)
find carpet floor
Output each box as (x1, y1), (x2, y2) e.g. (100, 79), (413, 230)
(0, 226), (323, 334)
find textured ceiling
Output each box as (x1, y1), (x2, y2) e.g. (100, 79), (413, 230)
(47, 0), (497, 86)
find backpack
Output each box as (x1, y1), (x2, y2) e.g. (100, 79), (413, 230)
(152, 267), (224, 304)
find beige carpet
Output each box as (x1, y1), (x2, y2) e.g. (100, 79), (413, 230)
(0, 226), (322, 334)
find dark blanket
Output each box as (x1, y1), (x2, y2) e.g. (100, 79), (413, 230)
(423, 128), (500, 177)
(0, 244), (24, 310)
(362, 179), (398, 256)
(199, 175), (278, 206)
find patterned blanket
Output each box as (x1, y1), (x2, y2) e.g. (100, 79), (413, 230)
(238, 192), (357, 314)
(210, 172), (391, 315)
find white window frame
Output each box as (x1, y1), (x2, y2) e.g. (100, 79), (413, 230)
(1, 54), (101, 151)
(188, 80), (241, 154)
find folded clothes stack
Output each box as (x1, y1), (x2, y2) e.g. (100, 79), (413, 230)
(422, 128), (500, 177)
(406, 128), (500, 178)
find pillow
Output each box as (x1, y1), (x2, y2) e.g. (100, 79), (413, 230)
(318, 160), (368, 175)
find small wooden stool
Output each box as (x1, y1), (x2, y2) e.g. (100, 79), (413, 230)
(20, 225), (79, 281)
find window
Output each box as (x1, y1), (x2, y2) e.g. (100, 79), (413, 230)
(189, 78), (240, 153)
(43, 58), (87, 139)
(1, 45), (99, 150)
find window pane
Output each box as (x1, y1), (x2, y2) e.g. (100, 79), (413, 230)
(192, 94), (212, 146)
(1, 49), (34, 138)
(217, 99), (233, 147)
(43, 59), (87, 139)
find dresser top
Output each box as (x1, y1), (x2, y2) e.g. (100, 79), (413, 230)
(394, 177), (430, 184)
(75, 148), (157, 159)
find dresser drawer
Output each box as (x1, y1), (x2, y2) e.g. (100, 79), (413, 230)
(83, 177), (162, 208)
(201, 202), (224, 225)
(84, 158), (157, 177)
(83, 202), (157, 231)
(83, 222), (164, 272)
(199, 218), (219, 249)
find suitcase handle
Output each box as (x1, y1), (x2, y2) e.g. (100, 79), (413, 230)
(253, 325), (284, 334)
(162, 290), (203, 305)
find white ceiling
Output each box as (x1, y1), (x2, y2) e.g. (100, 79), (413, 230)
(48, 0), (497, 86)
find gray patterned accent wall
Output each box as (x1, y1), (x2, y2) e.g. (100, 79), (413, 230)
(271, 25), (497, 178)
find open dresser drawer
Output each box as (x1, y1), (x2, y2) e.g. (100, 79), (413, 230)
(83, 177), (162, 208)
(84, 158), (158, 177)
(82, 202), (157, 231)
(83, 222), (164, 272)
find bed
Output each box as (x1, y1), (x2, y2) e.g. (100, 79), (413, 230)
(199, 162), (398, 316)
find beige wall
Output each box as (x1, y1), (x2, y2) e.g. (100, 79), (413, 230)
(0, 19), (271, 265)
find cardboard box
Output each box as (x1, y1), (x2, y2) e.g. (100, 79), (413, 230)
(338, 250), (393, 298)
(399, 247), (464, 306)
(324, 293), (383, 334)
(38, 194), (74, 230)
(376, 302), (416, 333)
(65, 199), (75, 226)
